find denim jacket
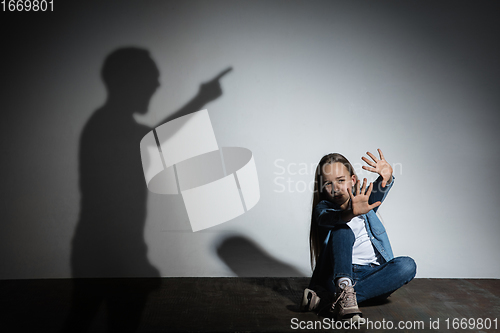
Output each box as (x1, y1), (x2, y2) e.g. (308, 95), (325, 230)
(314, 175), (395, 263)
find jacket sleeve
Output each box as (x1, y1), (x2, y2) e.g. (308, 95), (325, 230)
(368, 175), (395, 213)
(314, 200), (348, 228)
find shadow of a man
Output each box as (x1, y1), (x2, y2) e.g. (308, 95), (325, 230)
(62, 47), (231, 332)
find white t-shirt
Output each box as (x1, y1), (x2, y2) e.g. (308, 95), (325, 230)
(347, 215), (381, 265)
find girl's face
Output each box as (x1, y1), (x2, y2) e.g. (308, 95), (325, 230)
(321, 162), (356, 207)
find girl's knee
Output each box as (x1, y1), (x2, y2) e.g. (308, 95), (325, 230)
(394, 256), (417, 281)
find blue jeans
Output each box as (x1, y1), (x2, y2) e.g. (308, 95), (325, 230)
(309, 224), (416, 303)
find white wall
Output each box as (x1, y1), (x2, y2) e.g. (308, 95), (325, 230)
(1, 0), (499, 279)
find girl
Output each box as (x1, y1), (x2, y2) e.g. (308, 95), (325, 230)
(301, 149), (416, 322)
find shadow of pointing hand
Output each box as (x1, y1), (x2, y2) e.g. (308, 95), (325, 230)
(156, 67), (232, 126)
(198, 67), (232, 104)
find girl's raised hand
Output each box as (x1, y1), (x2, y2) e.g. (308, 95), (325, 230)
(347, 178), (381, 216)
(361, 148), (393, 187)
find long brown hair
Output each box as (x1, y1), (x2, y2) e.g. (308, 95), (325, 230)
(309, 153), (358, 270)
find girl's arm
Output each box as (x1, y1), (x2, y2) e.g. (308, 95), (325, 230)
(369, 175), (394, 213)
(361, 149), (394, 213)
(315, 203), (356, 227)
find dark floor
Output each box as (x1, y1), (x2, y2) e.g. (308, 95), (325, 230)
(1, 278), (499, 332)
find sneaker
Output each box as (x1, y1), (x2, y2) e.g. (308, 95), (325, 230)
(331, 285), (364, 323)
(300, 288), (321, 312)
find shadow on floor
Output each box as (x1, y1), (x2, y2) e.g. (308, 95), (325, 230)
(215, 234), (308, 311)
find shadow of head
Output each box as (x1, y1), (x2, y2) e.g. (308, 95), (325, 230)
(215, 235), (305, 277)
(102, 47), (160, 114)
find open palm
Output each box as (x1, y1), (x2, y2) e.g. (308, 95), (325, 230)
(347, 178), (381, 216)
(361, 148), (393, 187)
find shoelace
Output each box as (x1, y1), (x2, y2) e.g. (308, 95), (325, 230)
(332, 285), (357, 309)
(315, 284), (358, 316)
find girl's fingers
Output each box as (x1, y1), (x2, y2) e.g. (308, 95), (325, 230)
(369, 201), (382, 210)
(366, 151), (379, 163)
(362, 165), (377, 173)
(347, 186), (354, 200)
(378, 148), (385, 161)
(362, 156), (376, 167)
(355, 180), (361, 195)
(361, 178), (367, 194)
(366, 182), (373, 197)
